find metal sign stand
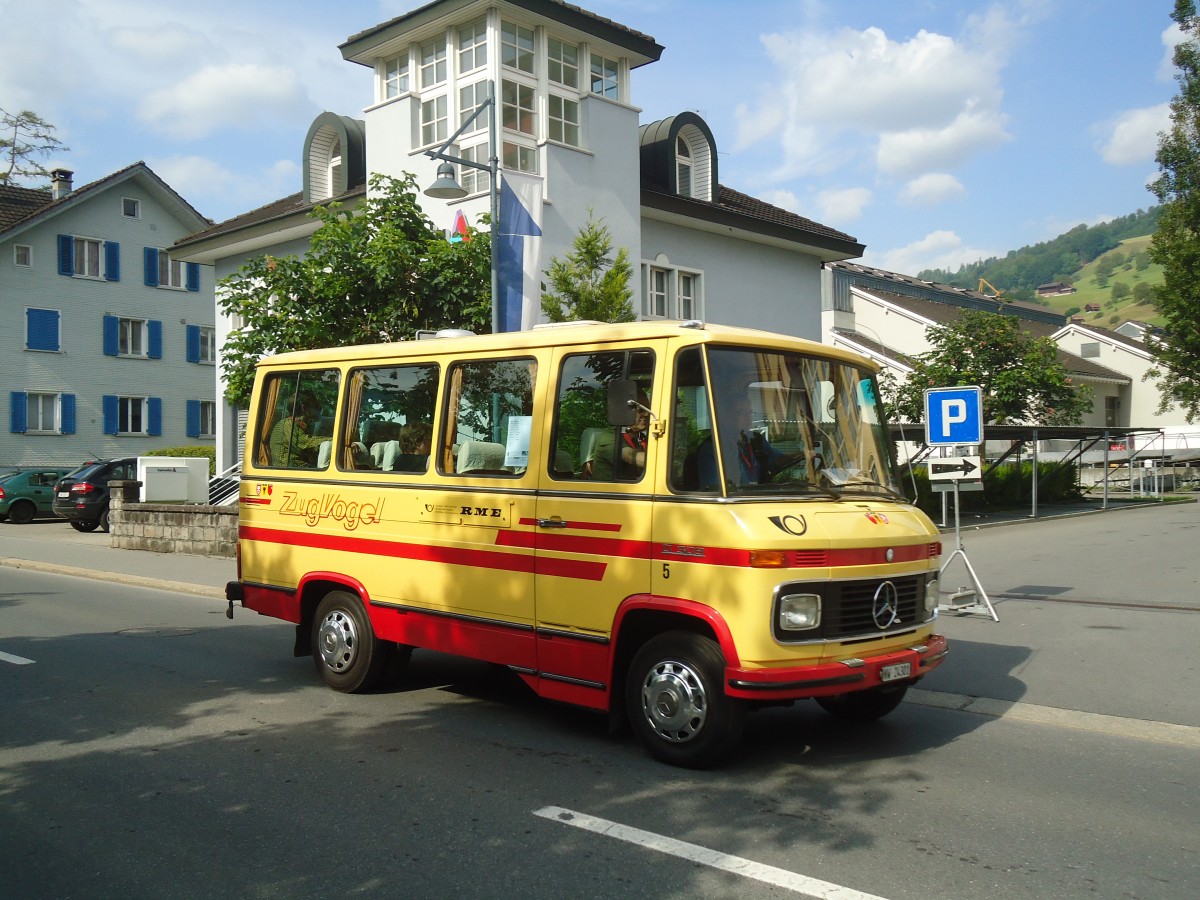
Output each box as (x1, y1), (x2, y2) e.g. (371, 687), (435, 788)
(938, 480), (998, 620)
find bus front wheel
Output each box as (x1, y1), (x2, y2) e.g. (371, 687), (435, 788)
(312, 590), (390, 693)
(626, 632), (745, 768)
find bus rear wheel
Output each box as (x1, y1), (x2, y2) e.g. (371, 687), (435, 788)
(626, 631), (745, 769)
(815, 685), (908, 722)
(312, 590), (390, 693)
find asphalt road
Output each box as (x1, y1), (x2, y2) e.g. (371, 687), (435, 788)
(1, 502), (1197, 899)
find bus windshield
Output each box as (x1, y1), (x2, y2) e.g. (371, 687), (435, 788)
(698, 345), (902, 499)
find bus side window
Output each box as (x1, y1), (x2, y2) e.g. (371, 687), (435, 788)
(345, 363), (439, 473)
(443, 357), (537, 477)
(669, 346), (716, 493)
(552, 349), (654, 483)
(257, 369), (340, 469)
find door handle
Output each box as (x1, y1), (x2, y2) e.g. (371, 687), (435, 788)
(536, 518), (568, 528)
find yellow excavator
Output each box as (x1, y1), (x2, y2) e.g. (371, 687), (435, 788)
(978, 277), (1004, 299)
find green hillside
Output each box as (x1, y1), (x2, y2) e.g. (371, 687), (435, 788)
(917, 208), (1163, 329)
(1039, 235), (1164, 328)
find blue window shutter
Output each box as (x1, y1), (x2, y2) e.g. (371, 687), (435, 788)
(186, 400), (201, 438)
(57, 235), (73, 276)
(186, 325), (201, 363)
(103, 315), (119, 356)
(61, 394), (76, 434)
(26, 308), (61, 351)
(105, 241), (120, 281)
(186, 262), (200, 292)
(148, 320), (163, 359)
(102, 395), (118, 434)
(144, 248), (159, 287)
(148, 397), (163, 436)
(10, 392), (28, 433)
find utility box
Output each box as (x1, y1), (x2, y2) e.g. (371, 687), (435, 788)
(137, 457), (209, 503)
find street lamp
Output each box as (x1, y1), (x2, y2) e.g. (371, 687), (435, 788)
(423, 79), (500, 335)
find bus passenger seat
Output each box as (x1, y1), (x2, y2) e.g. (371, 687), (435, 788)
(457, 440), (506, 474)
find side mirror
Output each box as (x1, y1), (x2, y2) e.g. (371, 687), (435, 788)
(606, 380), (638, 427)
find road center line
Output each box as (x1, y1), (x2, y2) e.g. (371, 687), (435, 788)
(533, 806), (890, 900)
(0, 650), (35, 666)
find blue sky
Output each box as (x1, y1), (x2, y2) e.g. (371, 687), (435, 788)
(0, 0), (1182, 275)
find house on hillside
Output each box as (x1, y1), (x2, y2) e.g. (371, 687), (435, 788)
(1036, 281), (1076, 297)
(175, 0), (864, 473)
(1, 164), (214, 471)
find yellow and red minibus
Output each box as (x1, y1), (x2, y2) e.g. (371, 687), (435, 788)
(226, 320), (947, 767)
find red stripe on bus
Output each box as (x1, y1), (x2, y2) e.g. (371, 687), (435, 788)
(239, 525), (607, 581)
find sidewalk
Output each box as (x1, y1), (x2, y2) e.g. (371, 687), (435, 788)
(0, 519), (231, 599)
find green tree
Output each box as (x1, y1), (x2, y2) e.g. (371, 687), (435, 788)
(1133, 281), (1155, 304)
(540, 213), (635, 323)
(218, 173), (491, 406)
(1, 108), (68, 186)
(883, 310), (1093, 427)
(1110, 281), (1131, 302)
(1149, 0), (1200, 421)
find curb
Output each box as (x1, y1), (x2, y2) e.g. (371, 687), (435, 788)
(0, 557), (225, 600)
(936, 497), (1193, 532)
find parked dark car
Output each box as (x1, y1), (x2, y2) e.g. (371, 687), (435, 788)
(52, 458), (136, 532)
(0, 468), (74, 524)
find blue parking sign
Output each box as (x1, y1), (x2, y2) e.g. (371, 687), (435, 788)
(924, 386), (983, 446)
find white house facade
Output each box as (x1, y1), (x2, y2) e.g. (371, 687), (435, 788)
(1, 164), (214, 471)
(177, 0), (864, 473)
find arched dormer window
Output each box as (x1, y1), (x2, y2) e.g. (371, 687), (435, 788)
(674, 124), (711, 201)
(639, 112), (717, 203)
(676, 136), (692, 198)
(302, 113), (367, 204)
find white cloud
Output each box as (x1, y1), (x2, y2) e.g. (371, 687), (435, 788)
(1158, 22), (1186, 81)
(868, 230), (1000, 276)
(814, 187), (873, 225)
(734, 14), (1014, 182)
(899, 173), (966, 206)
(152, 154), (301, 221)
(1098, 104), (1170, 166)
(139, 63), (312, 140)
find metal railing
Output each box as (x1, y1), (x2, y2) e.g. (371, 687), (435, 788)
(207, 461), (241, 506)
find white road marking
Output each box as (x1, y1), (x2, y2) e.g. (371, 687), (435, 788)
(0, 650), (35, 665)
(909, 688), (1200, 748)
(533, 806), (890, 900)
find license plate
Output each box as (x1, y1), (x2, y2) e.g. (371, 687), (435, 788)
(880, 662), (911, 682)
(58, 491), (69, 498)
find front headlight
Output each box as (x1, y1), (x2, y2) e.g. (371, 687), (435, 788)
(924, 576), (939, 615)
(778, 593), (821, 631)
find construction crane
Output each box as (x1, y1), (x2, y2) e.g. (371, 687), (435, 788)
(977, 277), (1005, 299)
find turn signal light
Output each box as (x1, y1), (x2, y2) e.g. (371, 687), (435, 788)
(749, 550), (787, 568)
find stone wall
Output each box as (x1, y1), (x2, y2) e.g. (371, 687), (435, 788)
(109, 480), (237, 558)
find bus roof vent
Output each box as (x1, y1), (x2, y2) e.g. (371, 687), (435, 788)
(424, 328), (475, 339)
(680, 319), (705, 329)
(532, 320), (606, 330)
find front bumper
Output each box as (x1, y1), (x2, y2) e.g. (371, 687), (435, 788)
(725, 633), (947, 700)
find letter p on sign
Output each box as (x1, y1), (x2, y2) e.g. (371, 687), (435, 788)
(924, 386), (983, 446)
(941, 399), (967, 438)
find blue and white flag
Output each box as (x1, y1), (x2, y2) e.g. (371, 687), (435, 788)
(496, 172), (543, 332)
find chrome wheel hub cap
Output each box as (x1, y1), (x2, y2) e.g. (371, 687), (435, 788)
(317, 609), (357, 672)
(640, 660), (707, 743)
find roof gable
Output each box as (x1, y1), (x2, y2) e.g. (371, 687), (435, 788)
(0, 162), (210, 242)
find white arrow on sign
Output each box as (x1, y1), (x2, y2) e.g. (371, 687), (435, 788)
(927, 455), (981, 482)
